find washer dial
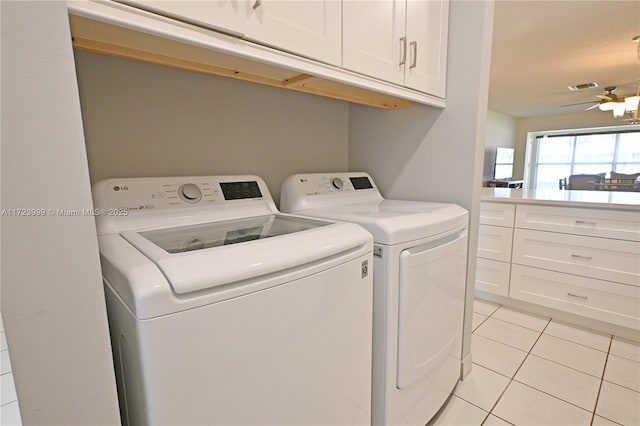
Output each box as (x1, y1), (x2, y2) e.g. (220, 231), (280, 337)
(178, 183), (202, 203)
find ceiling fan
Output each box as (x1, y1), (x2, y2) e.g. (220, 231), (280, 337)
(561, 86), (624, 110)
(561, 85), (640, 122)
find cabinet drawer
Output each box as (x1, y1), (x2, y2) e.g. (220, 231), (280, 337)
(479, 202), (515, 227)
(510, 265), (640, 330)
(475, 258), (510, 297)
(478, 224), (513, 262)
(512, 229), (640, 287)
(515, 204), (640, 241)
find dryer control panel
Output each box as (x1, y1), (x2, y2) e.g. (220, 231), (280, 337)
(280, 172), (382, 212)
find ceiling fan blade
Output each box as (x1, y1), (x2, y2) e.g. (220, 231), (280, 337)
(596, 94), (616, 101)
(560, 100), (598, 107)
(585, 103), (600, 111)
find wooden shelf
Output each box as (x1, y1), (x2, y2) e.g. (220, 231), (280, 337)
(69, 14), (417, 110)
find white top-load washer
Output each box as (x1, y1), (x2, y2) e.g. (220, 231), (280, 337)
(280, 172), (469, 426)
(93, 175), (373, 426)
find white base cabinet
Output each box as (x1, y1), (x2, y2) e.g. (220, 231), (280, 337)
(476, 201), (640, 331)
(475, 202), (514, 297)
(476, 258), (510, 297)
(510, 265), (640, 330)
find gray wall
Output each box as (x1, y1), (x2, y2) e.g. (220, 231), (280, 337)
(484, 110), (516, 181)
(349, 0), (495, 371)
(1, 2), (121, 424)
(74, 51), (350, 204)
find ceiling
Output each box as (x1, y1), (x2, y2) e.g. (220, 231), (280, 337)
(488, 0), (640, 118)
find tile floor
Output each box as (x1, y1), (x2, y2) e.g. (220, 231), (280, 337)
(429, 299), (640, 426)
(0, 315), (22, 426)
(1, 300), (639, 426)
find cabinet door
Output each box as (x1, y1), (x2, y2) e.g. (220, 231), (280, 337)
(245, 0), (341, 66)
(405, 0), (448, 96)
(342, 0), (406, 85)
(118, 1), (245, 35)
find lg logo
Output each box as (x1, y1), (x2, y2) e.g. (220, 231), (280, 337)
(113, 185), (129, 191)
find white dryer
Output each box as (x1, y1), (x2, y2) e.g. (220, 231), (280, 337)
(93, 175), (373, 426)
(280, 172), (468, 426)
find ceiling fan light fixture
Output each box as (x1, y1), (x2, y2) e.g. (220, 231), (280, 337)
(599, 101), (616, 111)
(624, 95), (640, 112)
(612, 102), (626, 118)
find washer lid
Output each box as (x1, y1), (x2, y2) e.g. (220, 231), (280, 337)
(296, 200), (468, 245)
(120, 214), (365, 294)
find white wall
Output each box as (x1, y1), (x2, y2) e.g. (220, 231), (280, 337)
(484, 110), (516, 182)
(74, 51), (350, 204)
(349, 0), (495, 373)
(0, 2), (120, 424)
(513, 110), (623, 179)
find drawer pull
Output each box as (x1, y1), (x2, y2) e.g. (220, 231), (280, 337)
(567, 292), (588, 300)
(575, 220), (597, 226)
(571, 254), (593, 260)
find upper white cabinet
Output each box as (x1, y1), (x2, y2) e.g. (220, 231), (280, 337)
(119, 0), (342, 66)
(343, 0), (449, 97)
(245, 0), (342, 66)
(117, 1), (245, 35)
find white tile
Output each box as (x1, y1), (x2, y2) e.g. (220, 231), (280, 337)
(531, 333), (607, 377)
(1, 373), (18, 406)
(515, 354), (601, 411)
(474, 318), (541, 352)
(596, 381), (640, 426)
(428, 395), (487, 426)
(0, 332), (7, 352)
(0, 400), (22, 426)
(453, 364), (510, 411)
(493, 381), (592, 426)
(471, 334), (527, 378)
(604, 354), (640, 392)
(473, 299), (500, 316)
(591, 415), (621, 426)
(544, 320), (611, 352)
(610, 336), (640, 363)
(0, 350), (12, 375)
(491, 306), (550, 332)
(472, 313), (488, 331)
(482, 415), (512, 426)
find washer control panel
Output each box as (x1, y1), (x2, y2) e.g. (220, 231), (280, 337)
(93, 176), (268, 214)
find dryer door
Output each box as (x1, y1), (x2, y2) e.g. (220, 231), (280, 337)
(396, 229), (467, 389)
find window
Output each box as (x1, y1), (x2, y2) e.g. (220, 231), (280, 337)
(494, 147), (514, 179)
(526, 129), (640, 190)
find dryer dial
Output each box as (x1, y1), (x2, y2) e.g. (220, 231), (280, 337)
(178, 183), (202, 203)
(331, 178), (344, 190)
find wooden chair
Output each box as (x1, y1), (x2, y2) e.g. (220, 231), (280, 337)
(558, 178), (567, 189)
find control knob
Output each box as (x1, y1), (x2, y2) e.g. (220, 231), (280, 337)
(178, 183), (202, 203)
(331, 177), (344, 190)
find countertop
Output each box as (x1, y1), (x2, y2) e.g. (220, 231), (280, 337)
(481, 187), (640, 210)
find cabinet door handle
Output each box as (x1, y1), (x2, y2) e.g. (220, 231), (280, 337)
(253, 0), (262, 10)
(575, 220), (597, 226)
(399, 37), (407, 66)
(567, 292), (588, 300)
(571, 254), (593, 260)
(409, 41), (417, 69)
